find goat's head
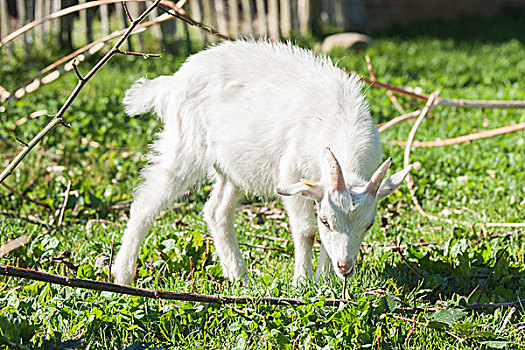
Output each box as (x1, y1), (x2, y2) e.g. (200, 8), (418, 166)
(276, 148), (412, 279)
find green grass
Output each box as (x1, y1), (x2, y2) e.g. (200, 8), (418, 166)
(1, 9), (525, 349)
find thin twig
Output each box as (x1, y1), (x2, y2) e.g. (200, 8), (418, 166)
(239, 242), (285, 252)
(377, 109), (423, 132)
(1, 182), (52, 210)
(365, 55), (406, 114)
(402, 92), (525, 229)
(390, 122), (525, 147)
(71, 59), (84, 81)
(0, 0), (163, 184)
(57, 180), (72, 227)
(115, 49), (161, 58)
(475, 248), (507, 304)
(0, 211), (49, 226)
(245, 232), (289, 242)
(403, 92), (460, 226)
(359, 75), (525, 108)
(396, 247), (423, 279)
(157, 4), (233, 41)
(108, 242), (115, 283)
(387, 314), (463, 341)
(0, 0), (182, 47)
(122, 1), (133, 21)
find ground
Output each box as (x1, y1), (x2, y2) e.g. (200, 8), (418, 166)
(1, 8), (525, 350)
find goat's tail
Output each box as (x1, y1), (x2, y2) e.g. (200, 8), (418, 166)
(123, 77), (165, 117)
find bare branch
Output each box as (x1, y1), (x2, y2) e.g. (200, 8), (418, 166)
(115, 49), (161, 58)
(377, 109), (423, 133)
(0, 0), (182, 47)
(122, 1), (133, 22)
(1, 182), (51, 210)
(0, 0), (163, 184)
(365, 55), (407, 115)
(57, 180), (72, 227)
(359, 75), (525, 109)
(390, 122), (525, 147)
(157, 4), (233, 41)
(0, 264), (355, 307)
(475, 248), (507, 304)
(71, 60), (84, 82)
(387, 314), (463, 341)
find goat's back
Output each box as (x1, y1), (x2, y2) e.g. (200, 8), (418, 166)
(127, 40), (382, 194)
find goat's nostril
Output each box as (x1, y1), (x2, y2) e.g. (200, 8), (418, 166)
(337, 260), (353, 273)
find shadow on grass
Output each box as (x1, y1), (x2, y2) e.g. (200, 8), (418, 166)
(381, 238), (525, 306)
(372, 5), (525, 44)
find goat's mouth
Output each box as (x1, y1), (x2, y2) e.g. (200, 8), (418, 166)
(340, 266), (355, 279)
(344, 268), (355, 278)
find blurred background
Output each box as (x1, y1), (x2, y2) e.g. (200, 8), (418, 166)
(2, 0), (524, 54)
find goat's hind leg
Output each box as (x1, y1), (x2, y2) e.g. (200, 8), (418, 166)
(112, 147), (199, 285)
(203, 176), (247, 282)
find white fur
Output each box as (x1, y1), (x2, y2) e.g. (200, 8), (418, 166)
(112, 40), (410, 285)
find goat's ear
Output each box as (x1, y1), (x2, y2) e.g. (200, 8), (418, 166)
(375, 165), (413, 200)
(275, 181), (324, 201)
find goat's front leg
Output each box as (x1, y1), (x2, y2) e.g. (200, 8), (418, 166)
(203, 177), (247, 282)
(282, 196), (317, 284)
(315, 242), (333, 281)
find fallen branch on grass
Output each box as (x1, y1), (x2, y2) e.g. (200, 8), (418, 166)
(387, 314), (464, 341)
(359, 75), (525, 109)
(401, 92), (525, 229)
(365, 55), (406, 115)
(2, 265), (523, 313)
(0, 235), (30, 258)
(390, 122), (525, 147)
(0, 264), (353, 307)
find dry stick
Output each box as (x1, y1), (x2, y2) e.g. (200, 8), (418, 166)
(475, 248), (507, 305)
(245, 232), (289, 242)
(365, 55), (406, 115)
(403, 92), (455, 222)
(57, 180), (72, 227)
(0, 235), (30, 258)
(0, 0), (163, 184)
(466, 299), (525, 311)
(396, 249), (423, 279)
(342, 276), (347, 300)
(1, 182), (51, 210)
(1, 264), (521, 312)
(108, 242), (115, 283)
(359, 75), (525, 109)
(156, 4), (233, 41)
(0, 265), (355, 307)
(390, 122), (525, 147)
(377, 109), (423, 133)
(238, 242), (285, 252)
(402, 93), (525, 229)
(387, 314), (463, 341)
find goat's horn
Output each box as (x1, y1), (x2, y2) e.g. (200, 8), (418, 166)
(325, 147), (346, 192)
(365, 157), (392, 197)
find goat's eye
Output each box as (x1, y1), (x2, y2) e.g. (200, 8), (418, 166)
(320, 216), (330, 229)
(365, 222), (374, 231)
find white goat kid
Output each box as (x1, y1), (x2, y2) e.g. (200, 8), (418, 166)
(112, 40), (412, 285)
